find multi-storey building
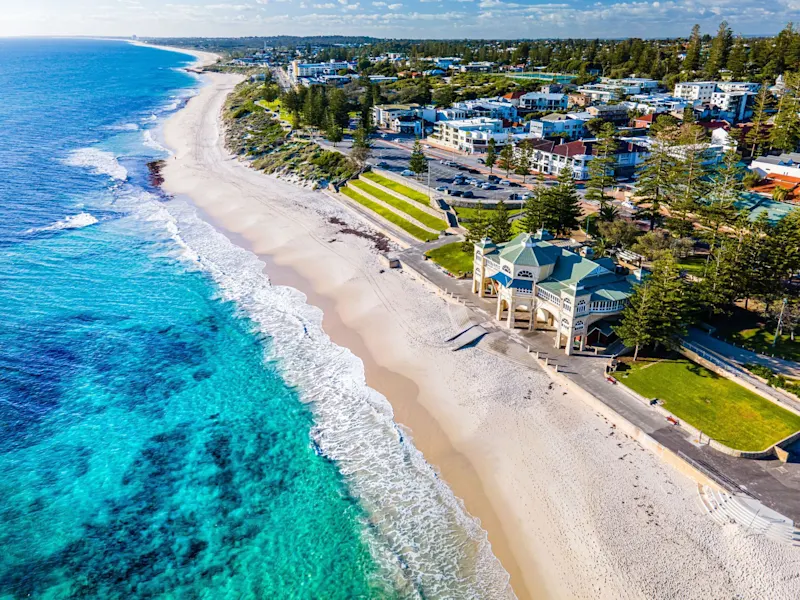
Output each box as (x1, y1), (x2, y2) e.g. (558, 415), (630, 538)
(472, 231), (638, 354)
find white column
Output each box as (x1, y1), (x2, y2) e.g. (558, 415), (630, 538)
(579, 335), (586, 351)
(496, 296), (503, 321)
(554, 327), (561, 349)
(566, 335), (573, 355)
(507, 299), (515, 329)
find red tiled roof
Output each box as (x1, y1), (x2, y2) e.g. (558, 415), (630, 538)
(635, 113), (655, 123)
(503, 91), (526, 100)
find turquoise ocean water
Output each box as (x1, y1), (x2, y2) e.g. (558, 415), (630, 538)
(0, 39), (512, 599)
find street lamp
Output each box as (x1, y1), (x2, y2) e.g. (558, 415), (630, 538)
(774, 298), (788, 347)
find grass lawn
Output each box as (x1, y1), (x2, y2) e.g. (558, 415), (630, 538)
(730, 328), (800, 362)
(256, 99), (281, 112)
(677, 255), (709, 278)
(363, 171), (430, 205)
(340, 186), (438, 242)
(425, 242), (474, 276)
(350, 180), (447, 231)
(454, 206), (522, 229)
(618, 357), (800, 451)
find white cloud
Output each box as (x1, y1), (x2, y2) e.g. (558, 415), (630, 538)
(387, 2), (402, 7)
(313, 2), (336, 6)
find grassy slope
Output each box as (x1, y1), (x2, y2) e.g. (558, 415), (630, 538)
(350, 180), (447, 231)
(340, 187), (438, 242)
(425, 242), (474, 276)
(619, 357), (800, 451)
(731, 328), (800, 362)
(363, 172), (430, 205)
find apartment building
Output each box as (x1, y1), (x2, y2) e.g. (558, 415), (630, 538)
(527, 113), (586, 140)
(519, 92), (569, 111)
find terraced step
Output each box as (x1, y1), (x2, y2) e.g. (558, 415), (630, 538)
(350, 179), (447, 232)
(339, 186), (438, 243)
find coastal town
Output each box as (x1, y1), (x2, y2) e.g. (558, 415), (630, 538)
(182, 25), (800, 538)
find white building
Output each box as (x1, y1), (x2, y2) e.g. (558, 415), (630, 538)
(751, 153), (800, 179)
(710, 90), (753, 122)
(519, 93), (569, 111)
(431, 118), (533, 154)
(372, 104), (435, 135)
(451, 98), (519, 121)
(623, 93), (691, 114)
(527, 113), (586, 140)
(473, 231), (637, 354)
(717, 81), (761, 94)
(289, 60), (351, 82)
(518, 138), (649, 180)
(674, 81), (718, 103)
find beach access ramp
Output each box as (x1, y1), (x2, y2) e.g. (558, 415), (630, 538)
(446, 324), (489, 351)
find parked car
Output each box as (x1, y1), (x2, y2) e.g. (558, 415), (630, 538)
(462, 190), (475, 198)
(377, 161), (390, 168)
(477, 158), (485, 164)
(508, 193), (521, 200)
(380, 133), (388, 138)
(448, 190), (463, 197)
(401, 169), (414, 177)
(468, 179), (479, 186)
(435, 185), (448, 192)
(423, 144), (431, 149)
(499, 180), (511, 186)
(480, 183), (495, 190)
(466, 168), (480, 174)
(453, 178), (466, 185)
(488, 175), (500, 183)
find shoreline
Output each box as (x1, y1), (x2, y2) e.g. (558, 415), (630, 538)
(158, 66), (800, 600)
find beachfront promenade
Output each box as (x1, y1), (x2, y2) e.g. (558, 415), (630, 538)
(399, 238), (800, 524)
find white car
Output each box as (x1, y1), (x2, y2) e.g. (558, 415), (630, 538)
(401, 169), (414, 177)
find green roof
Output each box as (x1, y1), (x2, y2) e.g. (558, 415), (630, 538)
(497, 233), (561, 267)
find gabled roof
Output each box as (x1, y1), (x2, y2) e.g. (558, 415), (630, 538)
(497, 232), (562, 267)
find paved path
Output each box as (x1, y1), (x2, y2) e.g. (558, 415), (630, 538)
(687, 328), (800, 378)
(398, 245), (800, 523)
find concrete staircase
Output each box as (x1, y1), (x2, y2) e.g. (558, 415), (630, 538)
(698, 485), (800, 545)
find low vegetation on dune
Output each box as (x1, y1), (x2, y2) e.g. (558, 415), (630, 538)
(224, 81), (359, 184)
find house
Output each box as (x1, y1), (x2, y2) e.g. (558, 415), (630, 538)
(519, 92), (568, 111)
(472, 230), (637, 354)
(586, 104), (630, 124)
(424, 68), (447, 77)
(633, 113), (656, 128)
(368, 75), (399, 84)
(433, 57), (461, 69)
(373, 104), (435, 134)
(751, 153), (800, 179)
(527, 113), (586, 140)
(518, 138), (649, 180)
(568, 93), (592, 107)
(460, 61), (495, 73)
(501, 91), (527, 106)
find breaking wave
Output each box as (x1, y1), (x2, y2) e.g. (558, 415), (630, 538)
(64, 148), (128, 181)
(133, 197), (516, 599)
(27, 212), (98, 233)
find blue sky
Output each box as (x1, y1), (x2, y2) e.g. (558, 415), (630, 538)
(3, 0), (799, 39)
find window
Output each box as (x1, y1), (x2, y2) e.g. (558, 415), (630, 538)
(502, 265), (512, 274)
(517, 270), (533, 279)
(574, 320), (585, 330)
(576, 299), (586, 313)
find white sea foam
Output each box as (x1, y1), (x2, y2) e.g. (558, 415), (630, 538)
(142, 129), (169, 154)
(107, 122), (139, 131)
(27, 212), (99, 234)
(64, 148), (128, 181)
(141, 198), (516, 599)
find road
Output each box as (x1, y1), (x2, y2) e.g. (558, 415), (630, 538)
(317, 133), (534, 206)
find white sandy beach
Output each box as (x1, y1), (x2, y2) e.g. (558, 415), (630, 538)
(159, 57), (800, 599)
